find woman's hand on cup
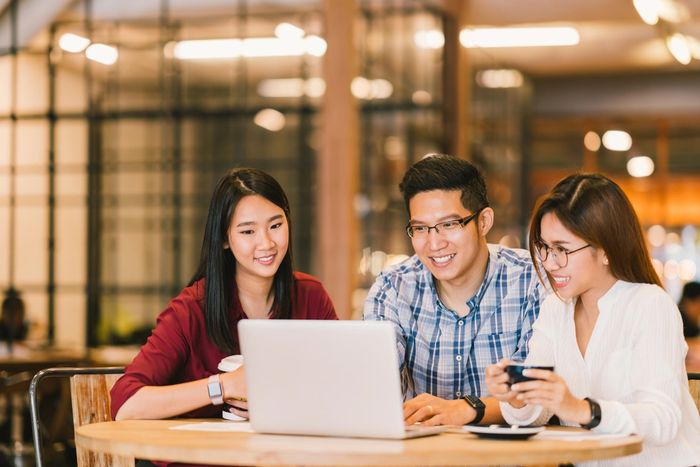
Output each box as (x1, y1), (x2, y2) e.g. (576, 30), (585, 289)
(510, 368), (588, 423)
(221, 366), (249, 419)
(485, 359), (523, 407)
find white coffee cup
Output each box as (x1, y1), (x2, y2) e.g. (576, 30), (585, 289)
(217, 355), (245, 421)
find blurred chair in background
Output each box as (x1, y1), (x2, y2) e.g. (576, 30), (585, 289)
(29, 367), (126, 467)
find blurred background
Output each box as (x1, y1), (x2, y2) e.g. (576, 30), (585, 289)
(1, 0), (699, 349)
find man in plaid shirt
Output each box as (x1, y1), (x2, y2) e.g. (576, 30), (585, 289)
(364, 154), (543, 426)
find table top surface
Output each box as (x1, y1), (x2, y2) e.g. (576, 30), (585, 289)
(76, 418), (643, 466)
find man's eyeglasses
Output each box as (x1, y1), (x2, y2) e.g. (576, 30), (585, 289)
(405, 208), (484, 239)
(535, 241), (591, 267)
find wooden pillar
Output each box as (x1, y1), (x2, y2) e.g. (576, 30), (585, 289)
(442, 0), (470, 160)
(318, 0), (359, 319)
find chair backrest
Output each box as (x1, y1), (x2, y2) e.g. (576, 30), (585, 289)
(689, 372), (700, 414)
(29, 367), (128, 467)
(70, 373), (131, 467)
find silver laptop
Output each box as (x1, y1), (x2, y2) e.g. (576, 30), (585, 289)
(238, 319), (444, 439)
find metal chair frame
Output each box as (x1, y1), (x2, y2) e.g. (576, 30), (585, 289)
(28, 366), (124, 467)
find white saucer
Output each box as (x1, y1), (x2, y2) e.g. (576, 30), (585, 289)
(463, 424), (544, 440)
(222, 410), (247, 421)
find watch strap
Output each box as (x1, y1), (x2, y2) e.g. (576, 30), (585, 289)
(462, 395), (486, 424)
(207, 374), (224, 405)
(582, 397), (602, 429)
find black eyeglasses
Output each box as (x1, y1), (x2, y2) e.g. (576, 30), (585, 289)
(535, 241), (591, 267)
(405, 208), (485, 239)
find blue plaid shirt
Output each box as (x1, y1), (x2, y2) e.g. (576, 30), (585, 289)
(363, 244), (542, 400)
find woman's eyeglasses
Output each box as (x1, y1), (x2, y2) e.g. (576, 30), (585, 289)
(535, 241), (591, 267)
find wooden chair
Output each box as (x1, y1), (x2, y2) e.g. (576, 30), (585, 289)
(689, 372), (700, 414)
(29, 367), (128, 467)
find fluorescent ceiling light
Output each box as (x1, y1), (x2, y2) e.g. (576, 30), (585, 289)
(460, 26), (579, 48)
(666, 33), (692, 65)
(173, 36), (327, 59)
(633, 0), (660, 25)
(414, 30), (444, 49)
(634, 0), (689, 24)
(275, 23), (305, 40)
(254, 108), (286, 132)
(59, 33), (90, 53)
(476, 69), (524, 88)
(257, 78), (325, 98)
(85, 43), (118, 65)
(602, 130), (632, 151)
(627, 155), (655, 177)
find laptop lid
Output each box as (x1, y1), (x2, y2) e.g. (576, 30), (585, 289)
(238, 320), (410, 439)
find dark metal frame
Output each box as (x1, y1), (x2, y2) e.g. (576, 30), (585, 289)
(28, 366), (124, 467)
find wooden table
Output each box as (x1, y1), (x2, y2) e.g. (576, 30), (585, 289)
(75, 419), (642, 466)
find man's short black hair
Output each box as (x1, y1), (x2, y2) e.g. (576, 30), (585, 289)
(399, 153), (489, 214)
(682, 281), (700, 301)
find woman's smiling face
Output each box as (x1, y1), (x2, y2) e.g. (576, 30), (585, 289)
(226, 194), (289, 281)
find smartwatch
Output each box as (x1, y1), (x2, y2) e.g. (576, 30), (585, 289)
(207, 374), (224, 405)
(462, 394), (486, 424)
(582, 397), (602, 429)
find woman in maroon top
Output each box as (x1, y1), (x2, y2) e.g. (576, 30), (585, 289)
(111, 168), (338, 424)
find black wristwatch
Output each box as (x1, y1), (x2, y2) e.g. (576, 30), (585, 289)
(462, 394), (486, 424)
(582, 397), (602, 429)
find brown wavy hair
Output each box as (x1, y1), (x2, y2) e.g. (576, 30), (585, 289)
(528, 173), (662, 290)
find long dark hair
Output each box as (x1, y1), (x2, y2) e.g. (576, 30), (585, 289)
(190, 168), (295, 353)
(528, 173), (662, 290)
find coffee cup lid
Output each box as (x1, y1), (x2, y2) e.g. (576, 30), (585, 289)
(218, 354), (244, 372)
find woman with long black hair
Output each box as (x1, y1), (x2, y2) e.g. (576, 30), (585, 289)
(111, 168), (337, 422)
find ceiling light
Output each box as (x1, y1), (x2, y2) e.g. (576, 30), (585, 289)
(59, 33), (90, 53)
(583, 131), (601, 151)
(476, 69), (524, 88)
(412, 90), (432, 105)
(602, 130), (632, 151)
(459, 27), (579, 48)
(679, 259), (697, 281)
(254, 109), (286, 132)
(173, 36), (327, 60)
(627, 155), (655, 177)
(666, 33), (692, 65)
(687, 36), (700, 59)
(633, 0), (660, 25)
(174, 39), (242, 59)
(414, 30), (444, 49)
(657, 0), (689, 23)
(85, 44), (118, 65)
(351, 77), (393, 100)
(647, 225), (666, 247)
(275, 23), (305, 40)
(304, 78), (326, 98)
(304, 35), (327, 57)
(257, 78), (326, 98)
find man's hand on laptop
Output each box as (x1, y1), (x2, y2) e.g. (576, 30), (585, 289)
(403, 393), (476, 426)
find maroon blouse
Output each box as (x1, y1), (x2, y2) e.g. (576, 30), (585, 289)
(110, 272), (338, 422)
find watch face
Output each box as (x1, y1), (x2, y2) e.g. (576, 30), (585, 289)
(208, 382), (223, 398)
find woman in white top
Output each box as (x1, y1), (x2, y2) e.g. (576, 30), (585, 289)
(485, 173), (700, 467)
